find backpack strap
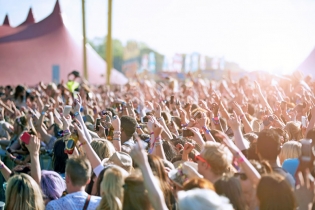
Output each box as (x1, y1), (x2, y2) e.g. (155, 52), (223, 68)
(83, 194), (91, 210)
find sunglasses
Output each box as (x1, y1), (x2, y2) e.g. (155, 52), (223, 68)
(195, 155), (211, 167)
(234, 172), (247, 180)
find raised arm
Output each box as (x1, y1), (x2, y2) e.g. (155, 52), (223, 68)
(130, 138), (168, 210)
(228, 111), (249, 151)
(74, 121), (102, 171)
(25, 135), (41, 185)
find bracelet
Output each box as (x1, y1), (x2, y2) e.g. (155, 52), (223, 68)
(154, 141), (163, 146)
(41, 111), (46, 115)
(0, 162), (4, 169)
(181, 123), (188, 127)
(136, 126), (141, 129)
(112, 138), (121, 141)
(113, 131), (121, 135)
(150, 132), (154, 135)
(156, 117), (163, 121)
(240, 114), (244, 119)
(78, 141), (87, 147)
(74, 112), (79, 117)
(155, 136), (161, 141)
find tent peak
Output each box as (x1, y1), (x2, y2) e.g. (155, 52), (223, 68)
(53, 0), (61, 14)
(19, 8), (35, 26)
(2, 14), (10, 26)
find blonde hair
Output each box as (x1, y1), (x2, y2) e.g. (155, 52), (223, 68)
(5, 173), (45, 210)
(201, 142), (233, 175)
(97, 166), (129, 210)
(91, 138), (115, 160)
(284, 121), (303, 141)
(279, 141), (301, 164)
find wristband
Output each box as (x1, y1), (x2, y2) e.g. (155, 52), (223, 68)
(78, 142), (87, 147)
(213, 116), (219, 121)
(150, 132), (154, 136)
(136, 126), (141, 129)
(240, 114), (244, 119)
(74, 112), (80, 117)
(41, 111), (46, 115)
(113, 138), (121, 141)
(202, 126), (210, 134)
(0, 162), (4, 170)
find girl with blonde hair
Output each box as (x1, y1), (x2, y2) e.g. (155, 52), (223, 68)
(284, 121), (303, 141)
(5, 173), (45, 210)
(91, 138), (116, 160)
(97, 166), (129, 210)
(279, 141), (301, 164)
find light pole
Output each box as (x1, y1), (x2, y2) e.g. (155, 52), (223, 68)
(106, 0), (113, 85)
(82, 0), (88, 80)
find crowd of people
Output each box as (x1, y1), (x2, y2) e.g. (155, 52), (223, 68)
(0, 70), (315, 210)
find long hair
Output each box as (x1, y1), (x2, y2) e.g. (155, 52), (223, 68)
(97, 166), (128, 210)
(257, 174), (296, 210)
(214, 173), (247, 210)
(52, 140), (68, 173)
(5, 173), (45, 210)
(147, 155), (173, 209)
(122, 175), (152, 210)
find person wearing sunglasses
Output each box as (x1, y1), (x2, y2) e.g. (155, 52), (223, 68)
(196, 141), (233, 183)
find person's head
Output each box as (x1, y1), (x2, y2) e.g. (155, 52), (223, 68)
(214, 173), (246, 210)
(14, 116), (27, 134)
(46, 83), (57, 97)
(284, 121), (303, 141)
(14, 85), (25, 99)
(104, 152), (133, 173)
(271, 127), (289, 144)
(183, 178), (214, 191)
(198, 142), (233, 183)
(256, 129), (281, 161)
(5, 173), (45, 210)
(65, 156), (91, 190)
(47, 123), (62, 138)
(279, 141), (301, 164)
(5, 85), (12, 95)
(40, 170), (66, 205)
(52, 140), (68, 174)
(120, 116), (137, 139)
(97, 166), (129, 210)
(177, 188), (233, 210)
(123, 175), (152, 210)
(257, 174), (296, 210)
(91, 139), (116, 160)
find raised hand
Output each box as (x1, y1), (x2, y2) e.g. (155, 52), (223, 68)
(72, 94), (82, 113)
(228, 111), (241, 131)
(25, 135), (41, 156)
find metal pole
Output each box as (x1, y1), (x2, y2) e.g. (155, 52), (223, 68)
(106, 0), (113, 85)
(82, 0), (88, 80)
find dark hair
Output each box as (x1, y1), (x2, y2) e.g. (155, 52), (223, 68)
(162, 140), (177, 161)
(106, 107), (117, 117)
(257, 174), (296, 210)
(257, 129), (281, 160)
(52, 140), (68, 174)
(14, 85), (25, 100)
(214, 173), (247, 210)
(120, 116), (137, 138)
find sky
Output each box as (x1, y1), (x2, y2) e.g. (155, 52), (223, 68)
(1, 0), (315, 74)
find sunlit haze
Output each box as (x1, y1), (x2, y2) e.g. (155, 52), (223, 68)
(1, 0), (315, 74)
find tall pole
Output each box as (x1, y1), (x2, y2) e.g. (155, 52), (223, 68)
(106, 0), (113, 85)
(82, 0), (88, 80)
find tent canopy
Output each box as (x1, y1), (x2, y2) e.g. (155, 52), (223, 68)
(0, 0), (127, 85)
